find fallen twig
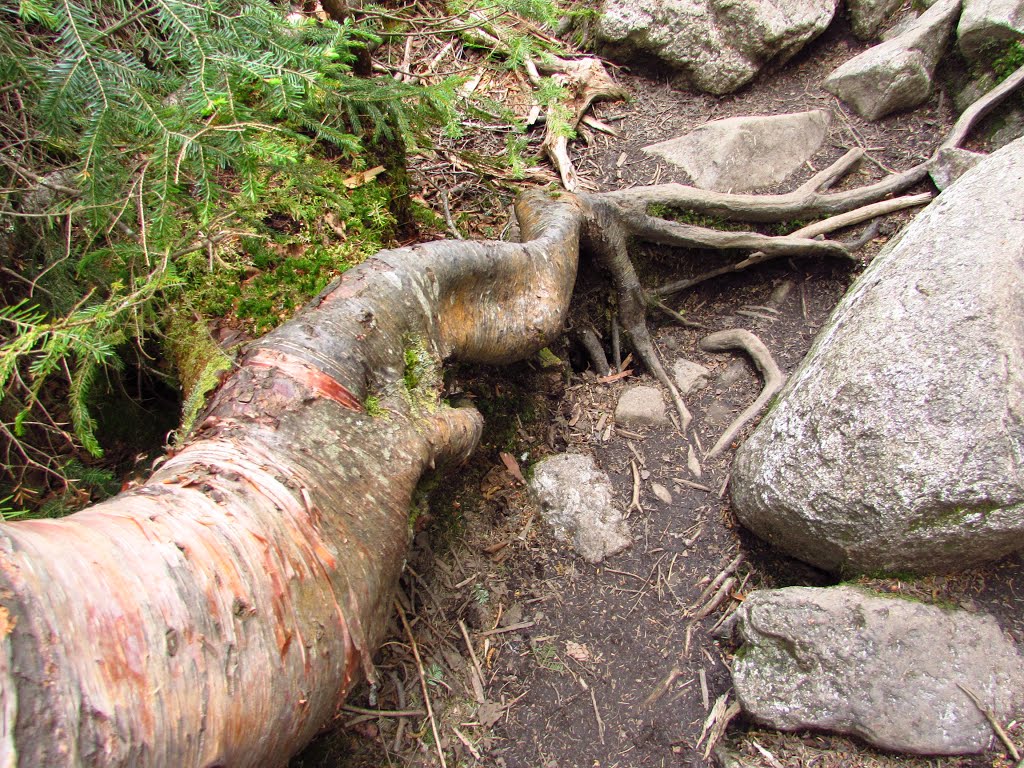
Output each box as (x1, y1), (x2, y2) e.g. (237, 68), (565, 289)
(644, 666), (684, 707)
(452, 725), (482, 761)
(699, 329), (786, 458)
(697, 694), (741, 759)
(692, 553), (745, 612)
(628, 459), (643, 514)
(341, 705), (427, 718)
(691, 576), (738, 620)
(958, 683), (1021, 761)
(396, 599), (448, 768)
(589, 689), (606, 744)
(459, 620), (487, 704)
(475, 620), (535, 638)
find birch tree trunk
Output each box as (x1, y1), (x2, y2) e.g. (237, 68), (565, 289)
(0, 191), (582, 768)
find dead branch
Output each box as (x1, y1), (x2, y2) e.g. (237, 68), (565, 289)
(691, 552), (745, 612)
(958, 683), (1022, 762)
(699, 330), (785, 458)
(530, 56), (628, 191)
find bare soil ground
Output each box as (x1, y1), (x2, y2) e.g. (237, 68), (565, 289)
(293, 15), (1024, 768)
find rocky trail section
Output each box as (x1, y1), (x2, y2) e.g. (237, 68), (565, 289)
(295, 1), (1024, 764)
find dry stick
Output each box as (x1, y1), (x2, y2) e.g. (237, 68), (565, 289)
(341, 705), (427, 718)
(395, 599), (448, 768)
(458, 620), (487, 705)
(692, 553), (746, 611)
(654, 193), (931, 297)
(589, 689), (606, 744)
(698, 329), (786, 458)
(691, 576), (738, 620)
(452, 726), (482, 760)
(697, 695), (741, 760)
(958, 683), (1022, 762)
(628, 459), (643, 514)
(644, 666), (684, 707)
(530, 56), (628, 191)
(653, 300), (709, 329)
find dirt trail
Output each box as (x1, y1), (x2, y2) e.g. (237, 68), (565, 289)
(293, 17), (1024, 768)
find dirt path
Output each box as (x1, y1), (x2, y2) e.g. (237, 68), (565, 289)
(293, 17), (1024, 768)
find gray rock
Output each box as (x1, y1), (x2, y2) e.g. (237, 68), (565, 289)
(529, 453), (632, 563)
(596, 0), (838, 95)
(847, 0), (907, 38)
(733, 586), (1024, 754)
(824, 0), (961, 120)
(643, 111), (830, 192)
(731, 136), (1024, 575)
(615, 385), (669, 427)
(672, 359), (712, 395)
(957, 0), (1024, 60)
(928, 146), (987, 188)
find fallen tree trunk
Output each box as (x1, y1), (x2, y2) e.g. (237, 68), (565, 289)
(0, 191), (581, 767)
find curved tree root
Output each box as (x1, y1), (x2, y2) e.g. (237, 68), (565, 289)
(698, 329), (786, 459)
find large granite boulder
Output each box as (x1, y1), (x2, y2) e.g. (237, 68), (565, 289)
(595, 0), (838, 95)
(733, 587), (1024, 755)
(823, 0), (961, 120)
(731, 136), (1024, 575)
(642, 111), (830, 192)
(957, 0), (1024, 60)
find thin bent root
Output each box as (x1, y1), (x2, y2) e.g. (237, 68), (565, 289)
(698, 329), (785, 458)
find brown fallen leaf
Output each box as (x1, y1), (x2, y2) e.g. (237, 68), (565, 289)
(499, 451), (526, 485)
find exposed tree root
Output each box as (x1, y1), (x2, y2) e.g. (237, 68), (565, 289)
(580, 195), (693, 431)
(574, 145), (928, 434)
(653, 192), (932, 297)
(698, 330), (785, 458)
(576, 326), (611, 376)
(601, 149), (929, 222)
(941, 62), (1024, 151)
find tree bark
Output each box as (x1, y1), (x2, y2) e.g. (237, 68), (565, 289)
(0, 190), (582, 767)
